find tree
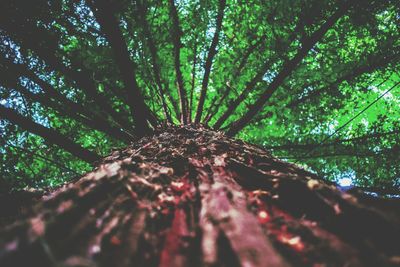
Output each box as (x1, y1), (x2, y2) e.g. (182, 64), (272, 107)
(1, 126), (400, 266)
(0, 0), (399, 266)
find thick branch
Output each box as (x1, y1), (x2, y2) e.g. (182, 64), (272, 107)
(194, 0), (226, 123)
(212, 58), (275, 129)
(265, 129), (400, 151)
(204, 84), (233, 124)
(13, 83), (133, 142)
(189, 42), (197, 123)
(0, 135), (79, 176)
(163, 81), (181, 120)
(0, 57), (133, 141)
(54, 15), (133, 105)
(287, 55), (399, 108)
(279, 151), (384, 160)
(136, 0), (173, 123)
(88, 0), (155, 135)
(212, 28), (300, 130)
(204, 37), (266, 124)
(0, 105), (100, 163)
(226, 5), (348, 136)
(9, 26), (134, 132)
(169, 0), (189, 124)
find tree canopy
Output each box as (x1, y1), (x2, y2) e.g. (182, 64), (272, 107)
(0, 0), (399, 192)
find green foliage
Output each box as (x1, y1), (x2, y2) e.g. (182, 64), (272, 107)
(0, 0), (399, 191)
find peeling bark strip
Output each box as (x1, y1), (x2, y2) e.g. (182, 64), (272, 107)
(0, 126), (399, 266)
(197, 166), (288, 267)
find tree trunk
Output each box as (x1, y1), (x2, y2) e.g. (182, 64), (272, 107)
(0, 126), (399, 267)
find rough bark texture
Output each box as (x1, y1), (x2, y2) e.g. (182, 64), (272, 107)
(0, 126), (399, 267)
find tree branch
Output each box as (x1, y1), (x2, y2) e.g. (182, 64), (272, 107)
(136, 0), (175, 123)
(265, 129), (400, 151)
(204, 83), (233, 124)
(0, 105), (100, 163)
(88, 0), (155, 135)
(226, 4), (349, 136)
(279, 151), (383, 160)
(0, 56), (134, 141)
(212, 25), (301, 130)
(189, 41), (197, 123)
(212, 58), (273, 130)
(15, 83), (133, 142)
(169, 0), (189, 124)
(194, 0), (226, 123)
(204, 37), (266, 124)
(0, 135), (79, 175)
(3, 24), (136, 132)
(287, 55), (400, 108)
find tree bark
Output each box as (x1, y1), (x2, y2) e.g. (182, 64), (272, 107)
(0, 126), (398, 267)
